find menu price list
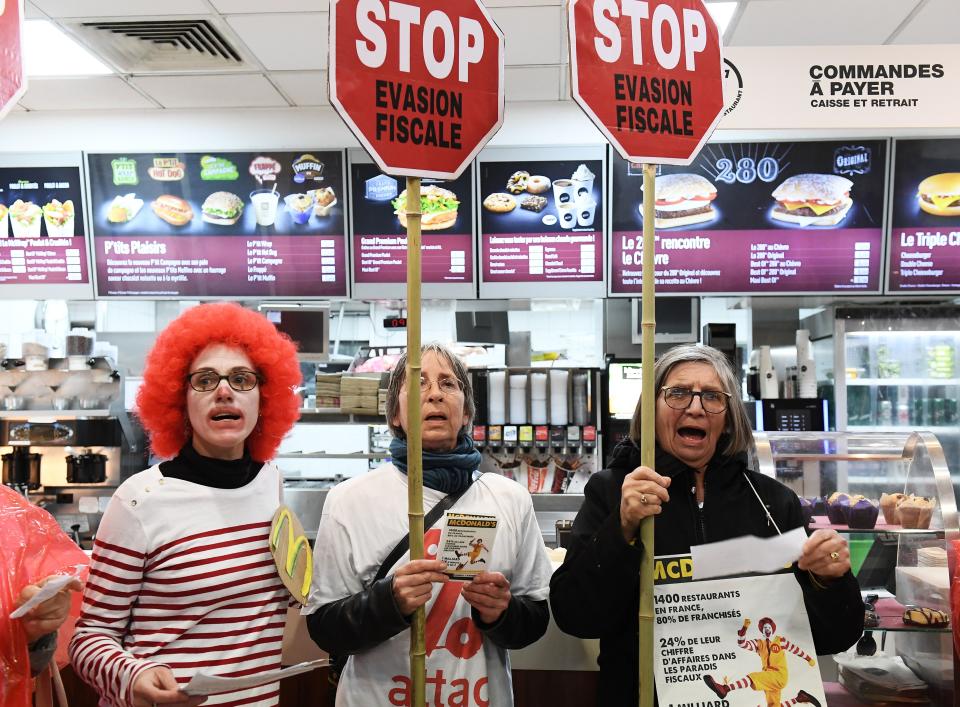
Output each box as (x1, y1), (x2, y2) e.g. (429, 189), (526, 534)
(94, 235), (346, 297)
(482, 232), (601, 282)
(889, 228), (960, 290)
(353, 233), (472, 283)
(610, 229), (881, 293)
(0, 240), (87, 284)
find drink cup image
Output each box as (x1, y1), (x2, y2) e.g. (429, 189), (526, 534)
(558, 202), (577, 229)
(552, 179), (576, 206)
(572, 163), (595, 202)
(577, 198), (597, 227)
(250, 189), (280, 227)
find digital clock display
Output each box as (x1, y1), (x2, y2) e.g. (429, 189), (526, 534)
(383, 317), (407, 329)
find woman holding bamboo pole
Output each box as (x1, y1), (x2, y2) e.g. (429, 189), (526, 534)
(549, 344), (863, 707)
(304, 343), (551, 706)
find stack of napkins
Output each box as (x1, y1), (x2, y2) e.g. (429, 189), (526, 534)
(918, 546), (947, 568)
(834, 652), (927, 703)
(315, 373), (342, 410)
(340, 375), (382, 415)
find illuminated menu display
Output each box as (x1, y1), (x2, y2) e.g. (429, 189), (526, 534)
(0, 154), (92, 299)
(349, 153), (475, 299)
(887, 138), (960, 293)
(87, 151), (347, 298)
(478, 146), (606, 298)
(609, 140), (888, 295)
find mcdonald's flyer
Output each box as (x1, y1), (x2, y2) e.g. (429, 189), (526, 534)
(653, 555), (825, 707)
(437, 512), (498, 580)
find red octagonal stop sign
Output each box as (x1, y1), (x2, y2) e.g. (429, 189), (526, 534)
(0, 0), (27, 120)
(330, 0), (504, 180)
(568, 0), (723, 165)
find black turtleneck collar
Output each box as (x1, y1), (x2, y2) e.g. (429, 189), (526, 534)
(159, 443), (264, 489)
(608, 435), (746, 483)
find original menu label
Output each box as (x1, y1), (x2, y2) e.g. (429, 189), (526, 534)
(610, 140), (887, 295)
(887, 138), (960, 292)
(0, 166), (90, 287)
(350, 162), (474, 286)
(87, 151), (347, 297)
(479, 158), (604, 286)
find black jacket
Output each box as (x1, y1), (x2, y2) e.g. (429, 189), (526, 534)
(549, 439), (864, 707)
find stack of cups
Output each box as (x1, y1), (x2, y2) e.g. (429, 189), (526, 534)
(550, 370), (569, 426)
(509, 374), (528, 424)
(795, 330), (817, 398)
(530, 372), (548, 425)
(488, 371), (506, 425)
(758, 346), (779, 399)
(572, 372), (588, 425)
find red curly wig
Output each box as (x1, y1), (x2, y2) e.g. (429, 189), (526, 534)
(136, 303), (301, 462)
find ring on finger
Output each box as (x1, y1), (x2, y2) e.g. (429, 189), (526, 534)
(830, 551), (840, 561)
(640, 494), (648, 505)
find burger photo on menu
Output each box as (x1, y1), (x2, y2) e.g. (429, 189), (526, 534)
(770, 173), (853, 227)
(151, 194), (194, 227)
(642, 173), (718, 229)
(917, 173), (960, 217)
(393, 184), (459, 230)
(201, 191), (244, 225)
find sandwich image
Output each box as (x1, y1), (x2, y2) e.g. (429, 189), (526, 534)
(643, 173), (717, 228)
(392, 185), (459, 230)
(770, 173), (853, 227)
(151, 194), (193, 227)
(107, 193), (144, 224)
(9, 200), (43, 237)
(917, 173), (960, 217)
(201, 191), (244, 225)
(42, 199), (75, 237)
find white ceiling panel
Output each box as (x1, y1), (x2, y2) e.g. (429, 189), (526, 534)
(730, 0), (917, 45)
(132, 74), (289, 108)
(227, 13), (327, 71)
(892, 0), (960, 44)
(270, 71), (329, 106)
(490, 6), (563, 65)
(30, 0), (212, 18)
(211, 0), (321, 12)
(19, 76), (156, 110)
(505, 66), (562, 102)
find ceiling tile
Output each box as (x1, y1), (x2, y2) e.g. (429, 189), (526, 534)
(227, 13), (327, 71)
(211, 0), (320, 12)
(490, 6), (563, 65)
(19, 76), (156, 110)
(730, 0), (916, 45)
(270, 71), (328, 106)
(893, 0), (960, 43)
(131, 74), (289, 108)
(505, 66), (562, 102)
(30, 0), (211, 18)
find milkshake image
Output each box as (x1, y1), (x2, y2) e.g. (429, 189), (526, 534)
(250, 187), (280, 227)
(571, 163), (595, 202)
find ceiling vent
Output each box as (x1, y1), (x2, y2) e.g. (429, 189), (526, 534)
(68, 19), (253, 73)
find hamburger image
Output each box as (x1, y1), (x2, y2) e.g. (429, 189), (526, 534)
(642, 173), (717, 229)
(770, 173), (853, 227)
(201, 191), (244, 225)
(392, 185), (458, 230)
(151, 195), (193, 227)
(917, 173), (960, 217)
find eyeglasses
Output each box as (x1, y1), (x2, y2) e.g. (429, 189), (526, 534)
(187, 369), (262, 393)
(418, 375), (462, 394)
(660, 386), (731, 414)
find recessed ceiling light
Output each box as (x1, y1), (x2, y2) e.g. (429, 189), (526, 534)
(706, 2), (738, 37)
(22, 20), (113, 77)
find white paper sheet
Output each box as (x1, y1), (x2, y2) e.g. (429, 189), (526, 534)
(691, 527), (807, 580)
(9, 569), (82, 619)
(182, 658), (328, 696)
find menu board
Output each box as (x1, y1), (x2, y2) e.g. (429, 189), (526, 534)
(887, 138), (960, 293)
(87, 151), (348, 298)
(349, 151), (476, 299)
(0, 152), (93, 299)
(610, 140), (888, 295)
(478, 146), (606, 298)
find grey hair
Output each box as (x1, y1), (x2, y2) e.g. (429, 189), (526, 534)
(629, 343), (753, 457)
(386, 342), (475, 439)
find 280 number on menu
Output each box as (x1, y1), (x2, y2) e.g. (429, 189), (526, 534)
(714, 157), (780, 185)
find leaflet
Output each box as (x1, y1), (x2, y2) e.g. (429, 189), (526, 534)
(437, 512), (498, 580)
(9, 567), (84, 619)
(182, 658), (328, 696)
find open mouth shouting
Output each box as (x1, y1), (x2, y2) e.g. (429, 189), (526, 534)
(209, 407), (244, 425)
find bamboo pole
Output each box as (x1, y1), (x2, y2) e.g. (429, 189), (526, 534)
(404, 176), (426, 707)
(638, 163), (657, 707)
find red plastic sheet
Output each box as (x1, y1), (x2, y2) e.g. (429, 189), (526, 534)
(0, 486), (88, 707)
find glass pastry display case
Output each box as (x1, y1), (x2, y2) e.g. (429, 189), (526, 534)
(755, 431), (958, 706)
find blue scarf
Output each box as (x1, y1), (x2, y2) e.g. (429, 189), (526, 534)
(390, 432), (481, 495)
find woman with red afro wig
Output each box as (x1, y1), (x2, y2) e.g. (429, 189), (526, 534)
(70, 303), (303, 707)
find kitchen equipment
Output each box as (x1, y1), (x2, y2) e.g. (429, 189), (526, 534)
(2, 445), (42, 490)
(66, 449), (107, 484)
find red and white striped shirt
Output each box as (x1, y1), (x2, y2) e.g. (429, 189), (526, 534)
(69, 463), (290, 706)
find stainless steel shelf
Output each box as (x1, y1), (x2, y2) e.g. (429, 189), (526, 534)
(277, 452), (389, 460)
(297, 410), (384, 424)
(846, 378), (959, 386)
(0, 409), (113, 419)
